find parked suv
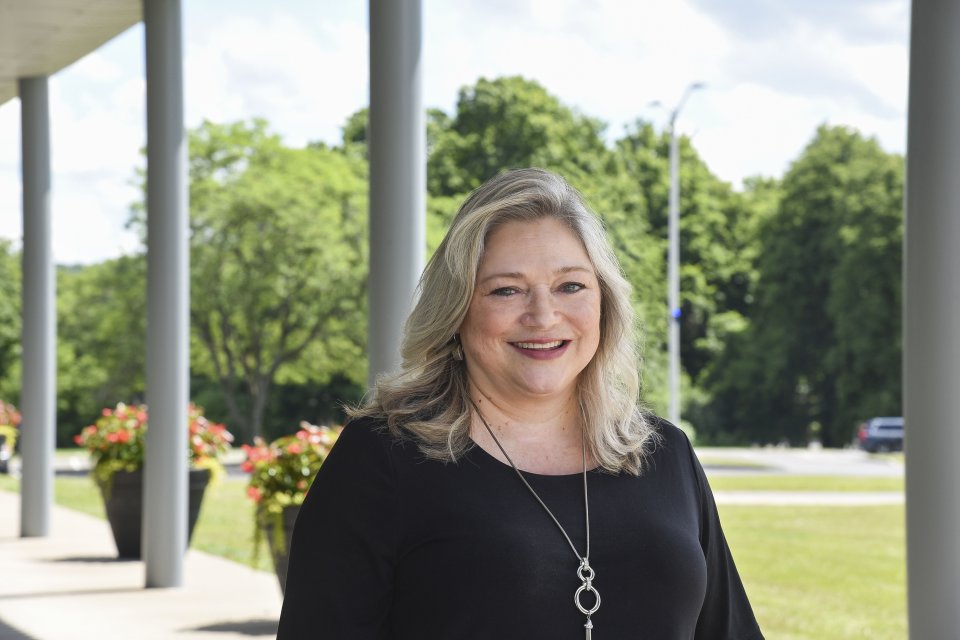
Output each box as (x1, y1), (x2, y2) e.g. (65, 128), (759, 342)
(857, 416), (904, 453)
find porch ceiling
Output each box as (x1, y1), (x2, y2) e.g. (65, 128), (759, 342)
(0, 0), (140, 106)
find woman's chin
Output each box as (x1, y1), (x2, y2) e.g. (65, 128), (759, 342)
(511, 377), (577, 401)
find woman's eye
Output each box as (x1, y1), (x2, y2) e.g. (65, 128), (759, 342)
(491, 287), (520, 297)
(559, 282), (586, 294)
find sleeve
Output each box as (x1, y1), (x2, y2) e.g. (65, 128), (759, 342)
(277, 419), (400, 639)
(682, 435), (765, 640)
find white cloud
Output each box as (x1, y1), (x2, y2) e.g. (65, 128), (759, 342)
(51, 177), (141, 265)
(66, 51), (125, 85)
(184, 12), (368, 147)
(0, 0), (910, 263)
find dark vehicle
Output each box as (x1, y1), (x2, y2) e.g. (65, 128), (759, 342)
(857, 416), (904, 453)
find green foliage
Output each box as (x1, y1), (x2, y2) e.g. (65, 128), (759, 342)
(186, 119), (368, 442)
(0, 241), (21, 402)
(73, 402), (232, 486)
(242, 423), (341, 554)
(427, 76), (610, 197)
(55, 255), (147, 445)
(699, 126), (903, 444)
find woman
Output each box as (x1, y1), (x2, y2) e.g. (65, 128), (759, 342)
(278, 168), (763, 639)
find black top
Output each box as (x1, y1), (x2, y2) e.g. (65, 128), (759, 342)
(278, 416), (763, 639)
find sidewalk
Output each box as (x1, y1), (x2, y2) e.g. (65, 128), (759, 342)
(0, 490), (282, 640)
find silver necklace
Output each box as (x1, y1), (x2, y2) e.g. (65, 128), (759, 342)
(471, 401), (601, 639)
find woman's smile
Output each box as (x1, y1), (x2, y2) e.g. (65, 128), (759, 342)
(509, 339), (571, 358)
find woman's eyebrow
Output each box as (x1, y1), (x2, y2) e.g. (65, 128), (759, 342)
(478, 265), (593, 284)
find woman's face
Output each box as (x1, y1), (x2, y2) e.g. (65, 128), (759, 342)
(459, 217), (602, 407)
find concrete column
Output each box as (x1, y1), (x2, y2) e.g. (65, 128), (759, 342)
(18, 76), (55, 538)
(368, 0), (426, 387)
(904, 0), (960, 635)
(143, 0), (189, 588)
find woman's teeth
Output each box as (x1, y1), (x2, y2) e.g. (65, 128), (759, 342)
(514, 340), (564, 350)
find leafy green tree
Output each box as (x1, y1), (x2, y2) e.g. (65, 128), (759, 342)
(613, 122), (766, 418)
(186, 119), (368, 442)
(428, 76), (611, 197)
(0, 241), (21, 403)
(702, 126), (903, 445)
(55, 256), (147, 444)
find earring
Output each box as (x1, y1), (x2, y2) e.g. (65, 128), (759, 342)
(452, 335), (464, 361)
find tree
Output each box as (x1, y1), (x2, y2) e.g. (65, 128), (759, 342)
(186, 119), (368, 442)
(55, 255), (147, 445)
(0, 241), (21, 403)
(702, 126), (903, 445)
(427, 76), (611, 197)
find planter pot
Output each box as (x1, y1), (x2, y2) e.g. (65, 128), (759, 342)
(97, 467), (211, 559)
(261, 505), (301, 594)
(0, 434), (9, 474)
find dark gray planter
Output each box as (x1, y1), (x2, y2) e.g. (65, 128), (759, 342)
(261, 505), (300, 593)
(0, 434), (9, 474)
(97, 467), (211, 559)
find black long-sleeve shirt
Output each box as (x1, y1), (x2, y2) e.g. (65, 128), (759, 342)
(278, 416), (763, 639)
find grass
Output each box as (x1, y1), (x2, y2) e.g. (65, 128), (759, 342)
(708, 474), (904, 493)
(720, 504), (906, 639)
(0, 473), (274, 572)
(0, 473), (907, 639)
(190, 477), (274, 572)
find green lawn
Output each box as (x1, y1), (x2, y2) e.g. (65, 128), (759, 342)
(0, 473), (907, 639)
(721, 504), (906, 639)
(0, 474), (274, 572)
(708, 474), (904, 493)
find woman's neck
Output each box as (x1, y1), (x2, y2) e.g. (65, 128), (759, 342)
(468, 383), (589, 475)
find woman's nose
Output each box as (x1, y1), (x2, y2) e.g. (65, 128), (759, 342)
(522, 287), (558, 327)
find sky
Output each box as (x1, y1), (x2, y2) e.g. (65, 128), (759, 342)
(0, 0), (910, 265)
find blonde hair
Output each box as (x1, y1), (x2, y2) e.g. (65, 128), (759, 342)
(353, 168), (657, 474)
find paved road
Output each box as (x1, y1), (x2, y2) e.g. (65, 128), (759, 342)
(697, 445), (904, 477)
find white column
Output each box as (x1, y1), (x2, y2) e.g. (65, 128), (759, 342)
(18, 76), (55, 538)
(143, 0), (189, 588)
(367, 0), (425, 387)
(904, 0), (960, 635)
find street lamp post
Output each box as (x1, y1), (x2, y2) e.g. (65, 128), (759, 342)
(652, 82), (704, 428)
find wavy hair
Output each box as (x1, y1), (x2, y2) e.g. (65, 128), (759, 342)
(352, 168), (657, 474)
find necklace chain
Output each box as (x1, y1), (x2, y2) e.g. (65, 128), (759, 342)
(470, 400), (600, 637)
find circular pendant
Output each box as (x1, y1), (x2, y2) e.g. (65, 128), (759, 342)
(575, 560), (601, 616)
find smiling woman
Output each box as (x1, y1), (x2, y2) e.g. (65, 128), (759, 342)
(277, 168), (763, 640)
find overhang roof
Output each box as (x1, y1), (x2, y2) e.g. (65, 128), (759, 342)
(0, 0), (140, 106)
